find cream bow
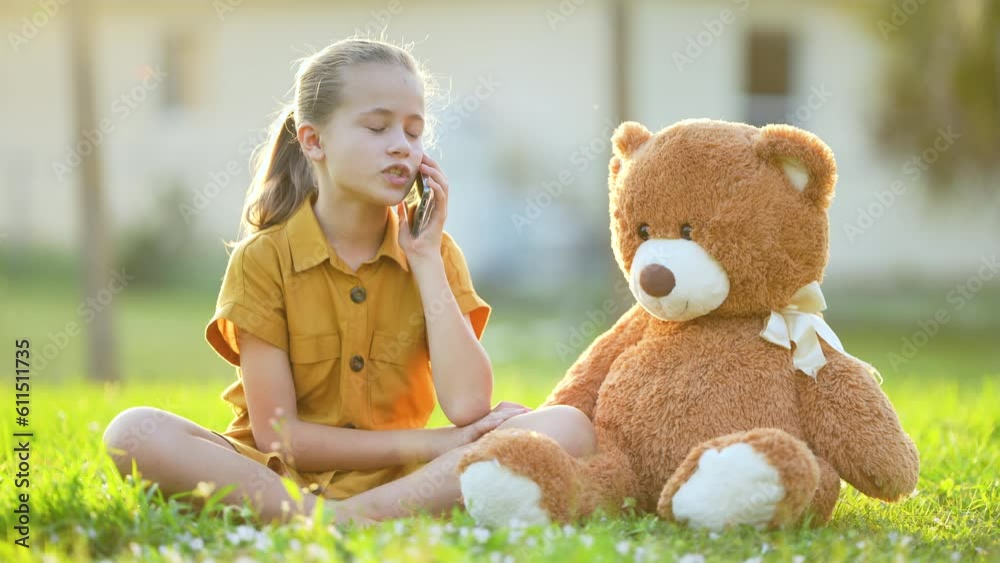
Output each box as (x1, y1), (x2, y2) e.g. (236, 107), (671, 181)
(759, 281), (848, 378)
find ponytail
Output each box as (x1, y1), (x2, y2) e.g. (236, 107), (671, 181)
(238, 107), (316, 239)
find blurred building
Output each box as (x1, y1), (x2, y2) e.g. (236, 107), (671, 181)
(2, 0), (997, 295)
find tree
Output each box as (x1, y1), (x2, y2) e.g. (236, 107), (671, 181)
(69, 0), (119, 382)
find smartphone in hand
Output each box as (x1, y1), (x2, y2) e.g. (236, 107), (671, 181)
(408, 173), (435, 238)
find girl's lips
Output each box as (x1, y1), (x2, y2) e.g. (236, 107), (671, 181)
(382, 171), (412, 188)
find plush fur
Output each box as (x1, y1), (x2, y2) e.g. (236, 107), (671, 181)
(458, 119), (919, 529)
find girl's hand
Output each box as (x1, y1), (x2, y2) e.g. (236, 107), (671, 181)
(441, 401), (532, 453)
(396, 153), (448, 269)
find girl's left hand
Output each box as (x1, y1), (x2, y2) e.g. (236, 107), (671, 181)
(396, 153), (448, 267)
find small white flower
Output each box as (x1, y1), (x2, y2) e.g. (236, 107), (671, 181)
(306, 543), (326, 559)
(792, 556), (805, 563)
(473, 527), (491, 543)
(616, 540), (631, 555)
(634, 546), (648, 562)
(744, 557), (762, 563)
(900, 535), (913, 547)
(951, 552), (961, 561)
(507, 529), (524, 544)
(562, 524), (575, 537)
(394, 521), (405, 535)
(709, 532), (720, 540)
(856, 541), (866, 549)
(580, 534), (594, 548)
(525, 536), (537, 548)
(289, 539), (302, 551)
(761, 543), (771, 553)
(189, 538), (204, 550)
(678, 555), (706, 563)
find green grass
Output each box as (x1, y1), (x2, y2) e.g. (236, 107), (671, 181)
(0, 279), (998, 561)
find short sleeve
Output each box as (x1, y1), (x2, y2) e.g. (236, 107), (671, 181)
(205, 238), (288, 366)
(440, 232), (491, 340)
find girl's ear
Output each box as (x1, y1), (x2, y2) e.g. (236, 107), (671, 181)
(297, 121), (326, 161)
(754, 124), (838, 209)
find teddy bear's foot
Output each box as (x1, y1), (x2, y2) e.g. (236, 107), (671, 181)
(458, 428), (585, 527)
(460, 458), (551, 527)
(658, 428), (821, 531)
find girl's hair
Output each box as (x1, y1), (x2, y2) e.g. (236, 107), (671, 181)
(236, 37), (437, 241)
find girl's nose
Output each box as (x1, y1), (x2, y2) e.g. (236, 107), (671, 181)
(387, 129), (412, 157)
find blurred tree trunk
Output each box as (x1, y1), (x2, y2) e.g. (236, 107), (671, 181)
(69, 0), (119, 383)
(611, 0), (631, 122)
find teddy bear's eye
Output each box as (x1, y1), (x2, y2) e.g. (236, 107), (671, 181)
(637, 223), (650, 241)
(680, 224), (693, 240)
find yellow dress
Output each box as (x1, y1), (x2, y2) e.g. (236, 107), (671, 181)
(204, 195), (490, 499)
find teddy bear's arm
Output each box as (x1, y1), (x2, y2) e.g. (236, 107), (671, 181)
(541, 304), (647, 419)
(797, 341), (919, 502)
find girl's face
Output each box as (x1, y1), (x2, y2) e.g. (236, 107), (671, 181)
(303, 62), (426, 206)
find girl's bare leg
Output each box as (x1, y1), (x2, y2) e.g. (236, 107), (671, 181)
(338, 405), (596, 521)
(102, 406), (363, 525)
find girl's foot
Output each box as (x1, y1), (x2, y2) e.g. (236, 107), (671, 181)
(301, 494), (378, 528)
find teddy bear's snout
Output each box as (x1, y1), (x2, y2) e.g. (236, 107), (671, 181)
(639, 264), (676, 297)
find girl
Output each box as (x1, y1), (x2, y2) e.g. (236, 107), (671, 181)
(103, 38), (596, 525)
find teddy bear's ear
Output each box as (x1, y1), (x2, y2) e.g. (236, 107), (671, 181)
(612, 121), (653, 160)
(754, 124), (837, 209)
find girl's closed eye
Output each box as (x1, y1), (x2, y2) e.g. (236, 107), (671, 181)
(367, 125), (422, 140)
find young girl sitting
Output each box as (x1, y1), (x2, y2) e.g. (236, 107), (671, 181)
(103, 37), (596, 526)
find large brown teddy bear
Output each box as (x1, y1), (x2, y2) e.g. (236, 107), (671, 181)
(458, 119), (919, 530)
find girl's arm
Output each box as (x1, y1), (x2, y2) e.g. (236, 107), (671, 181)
(397, 155), (495, 427)
(411, 261), (493, 426)
(239, 330), (526, 473)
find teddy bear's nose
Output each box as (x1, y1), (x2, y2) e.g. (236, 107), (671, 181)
(639, 264), (676, 297)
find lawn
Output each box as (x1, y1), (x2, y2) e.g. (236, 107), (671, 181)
(0, 279), (998, 562)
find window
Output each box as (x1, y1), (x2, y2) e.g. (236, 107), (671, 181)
(743, 29), (793, 126)
(162, 29), (202, 110)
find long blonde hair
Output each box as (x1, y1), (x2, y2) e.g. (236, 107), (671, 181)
(237, 37), (437, 241)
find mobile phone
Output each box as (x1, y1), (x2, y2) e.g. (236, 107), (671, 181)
(409, 174), (435, 238)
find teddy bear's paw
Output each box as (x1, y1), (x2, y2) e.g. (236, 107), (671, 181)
(460, 459), (552, 527)
(668, 442), (785, 531)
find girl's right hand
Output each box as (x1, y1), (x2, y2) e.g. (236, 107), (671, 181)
(447, 401), (532, 451)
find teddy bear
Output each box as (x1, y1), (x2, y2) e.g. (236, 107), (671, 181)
(457, 118), (920, 531)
